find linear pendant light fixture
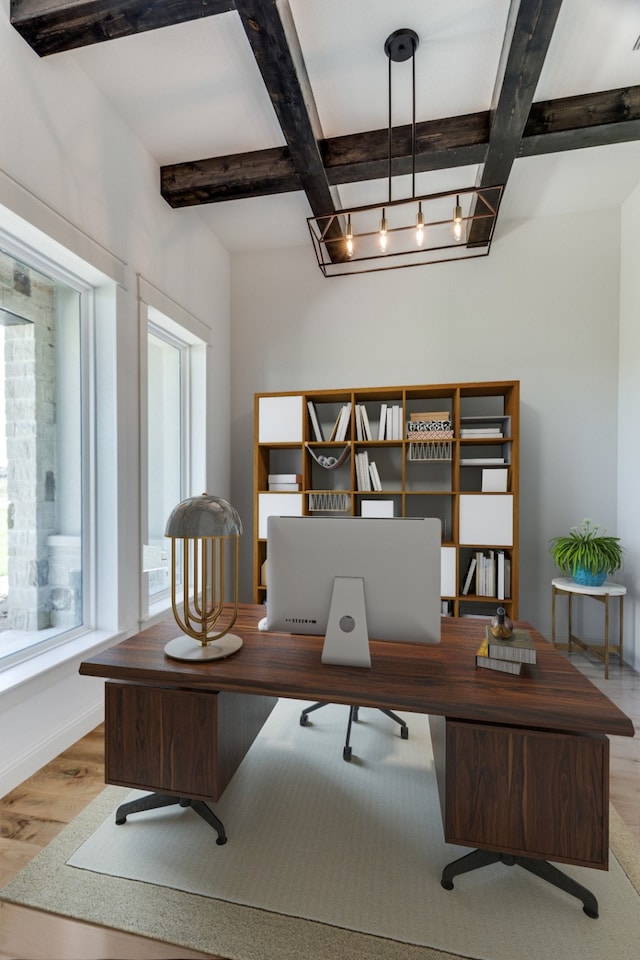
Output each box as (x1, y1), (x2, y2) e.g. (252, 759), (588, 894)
(307, 28), (503, 277)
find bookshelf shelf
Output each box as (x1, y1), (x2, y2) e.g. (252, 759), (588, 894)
(254, 381), (519, 618)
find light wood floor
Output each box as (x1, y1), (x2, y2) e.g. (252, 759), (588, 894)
(1, 650), (638, 960)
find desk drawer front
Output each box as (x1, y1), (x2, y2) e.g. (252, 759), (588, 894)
(105, 683), (220, 800)
(445, 720), (609, 869)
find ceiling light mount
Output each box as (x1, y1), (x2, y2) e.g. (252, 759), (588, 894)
(307, 26), (503, 277)
(384, 28), (419, 63)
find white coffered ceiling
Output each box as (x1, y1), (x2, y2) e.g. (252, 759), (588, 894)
(35, 0), (640, 253)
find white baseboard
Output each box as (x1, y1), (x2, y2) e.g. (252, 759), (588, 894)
(0, 699), (104, 799)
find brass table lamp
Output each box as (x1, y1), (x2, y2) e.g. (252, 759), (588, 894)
(164, 493), (243, 662)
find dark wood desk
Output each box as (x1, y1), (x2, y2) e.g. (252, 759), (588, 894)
(80, 604), (634, 918)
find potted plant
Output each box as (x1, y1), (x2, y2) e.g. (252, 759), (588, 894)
(549, 519), (624, 586)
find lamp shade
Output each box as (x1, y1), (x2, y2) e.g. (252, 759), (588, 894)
(165, 494), (243, 539)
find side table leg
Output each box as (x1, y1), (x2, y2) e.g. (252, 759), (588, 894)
(604, 594), (610, 679)
(619, 595), (624, 668)
(551, 586), (557, 647)
(568, 592), (573, 657)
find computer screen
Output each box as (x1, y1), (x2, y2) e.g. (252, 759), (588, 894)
(264, 515), (442, 667)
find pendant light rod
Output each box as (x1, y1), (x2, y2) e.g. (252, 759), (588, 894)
(387, 50), (392, 205)
(384, 28), (420, 205)
(412, 47), (416, 198)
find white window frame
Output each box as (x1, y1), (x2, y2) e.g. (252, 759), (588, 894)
(139, 287), (207, 625)
(0, 229), (96, 670)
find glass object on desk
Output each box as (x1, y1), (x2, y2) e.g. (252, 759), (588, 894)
(490, 606), (513, 639)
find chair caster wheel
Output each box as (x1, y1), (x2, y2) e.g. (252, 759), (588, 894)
(216, 836), (228, 846)
(441, 879), (454, 891)
(343, 746), (352, 761)
(401, 727), (409, 739)
(300, 714), (309, 726)
(115, 817), (126, 825)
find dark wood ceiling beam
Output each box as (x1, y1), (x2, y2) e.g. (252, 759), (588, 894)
(161, 112), (491, 207)
(162, 146), (300, 207)
(10, 0), (235, 55)
(468, 0), (564, 246)
(521, 86), (640, 154)
(234, 0), (344, 257)
(323, 112), (490, 185)
(161, 86), (640, 207)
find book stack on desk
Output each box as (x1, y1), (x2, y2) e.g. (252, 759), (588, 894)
(476, 627), (536, 675)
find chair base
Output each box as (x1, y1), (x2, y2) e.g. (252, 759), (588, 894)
(300, 702), (408, 761)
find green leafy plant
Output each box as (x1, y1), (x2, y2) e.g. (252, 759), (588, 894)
(549, 519), (624, 576)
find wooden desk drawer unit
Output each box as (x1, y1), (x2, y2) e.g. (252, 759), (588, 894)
(443, 719), (609, 869)
(105, 682), (276, 802)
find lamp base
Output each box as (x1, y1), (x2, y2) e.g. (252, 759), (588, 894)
(164, 633), (243, 662)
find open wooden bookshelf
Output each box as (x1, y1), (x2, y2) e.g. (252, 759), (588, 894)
(253, 380), (519, 620)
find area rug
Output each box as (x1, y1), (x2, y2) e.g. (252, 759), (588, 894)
(2, 699), (640, 960)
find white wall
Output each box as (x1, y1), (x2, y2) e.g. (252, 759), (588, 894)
(231, 208), (622, 644)
(618, 181), (640, 672)
(0, 8), (230, 795)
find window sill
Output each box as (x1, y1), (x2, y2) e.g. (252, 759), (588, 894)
(0, 628), (125, 701)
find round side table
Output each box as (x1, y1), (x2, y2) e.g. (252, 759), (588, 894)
(551, 577), (626, 679)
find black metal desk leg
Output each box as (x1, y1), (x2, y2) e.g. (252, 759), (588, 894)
(441, 849), (598, 919)
(115, 792), (227, 845)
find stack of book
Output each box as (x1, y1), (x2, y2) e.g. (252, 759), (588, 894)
(354, 404), (373, 440)
(461, 550), (511, 599)
(268, 473), (301, 491)
(475, 626), (536, 675)
(378, 402), (403, 440)
(355, 450), (382, 490)
(329, 403), (352, 441)
(406, 411), (454, 440)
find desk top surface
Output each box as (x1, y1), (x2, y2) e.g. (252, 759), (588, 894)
(80, 605), (634, 738)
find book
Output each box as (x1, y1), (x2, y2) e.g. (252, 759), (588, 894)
(461, 556), (477, 594)
(486, 626), (536, 664)
(334, 403), (352, 442)
(268, 473), (302, 483)
(369, 460), (382, 491)
(307, 400), (324, 442)
(410, 410), (450, 421)
(476, 637), (523, 674)
(356, 450), (371, 490)
(360, 405), (373, 441)
(497, 550), (505, 600)
(378, 403), (387, 440)
(268, 482), (300, 491)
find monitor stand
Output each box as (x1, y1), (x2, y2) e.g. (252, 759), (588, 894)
(321, 577), (371, 668)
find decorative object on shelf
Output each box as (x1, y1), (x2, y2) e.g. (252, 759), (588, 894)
(489, 606), (513, 639)
(307, 29), (503, 277)
(549, 519), (624, 587)
(305, 443), (350, 470)
(408, 440), (452, 461)
(308, 491), (351, 512)
(164, 493), (244, 662)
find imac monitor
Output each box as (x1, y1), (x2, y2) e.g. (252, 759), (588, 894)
(265, 515), (442, 668)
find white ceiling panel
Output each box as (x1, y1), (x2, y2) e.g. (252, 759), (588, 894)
(36, 0), (640, 253)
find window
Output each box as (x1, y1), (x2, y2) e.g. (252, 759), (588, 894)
(141, 302), (206, 618)
(146, 325), (186, 600)
(0, 245), (88, 663)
